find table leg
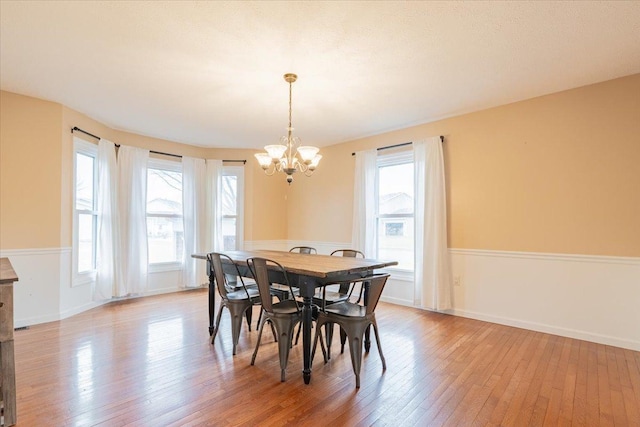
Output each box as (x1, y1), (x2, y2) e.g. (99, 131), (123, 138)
(302, 295), (312, 384)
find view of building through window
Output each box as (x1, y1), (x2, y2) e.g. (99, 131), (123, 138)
(377, 158), (414, 270)
(146, 167), (183, 264)
(221, 174), (238, 250)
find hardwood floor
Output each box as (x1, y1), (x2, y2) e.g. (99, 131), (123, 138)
(13, 289), (640, 426)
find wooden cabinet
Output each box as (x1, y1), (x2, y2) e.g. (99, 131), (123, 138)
(0, 258), (17, 427)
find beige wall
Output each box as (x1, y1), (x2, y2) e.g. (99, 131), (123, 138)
(1, 91), (63, 248)
(288, 74), (640, 257)
(1, 91), (288, 251)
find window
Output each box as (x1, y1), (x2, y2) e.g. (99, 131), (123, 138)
(73, 138), (98, 282)
(376, 152), (414, 271)
(221, 166), (244, 251)
(146, 159), (183, 265)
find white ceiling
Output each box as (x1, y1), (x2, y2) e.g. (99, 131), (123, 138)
(1, 1), (639, 149)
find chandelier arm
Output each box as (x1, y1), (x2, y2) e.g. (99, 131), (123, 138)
(263, 163), (277, 176)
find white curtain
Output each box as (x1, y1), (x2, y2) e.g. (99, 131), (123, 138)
(182, 157), (207, 288)
(414, 137), (452, 310)
(95, 139), (120, 300)
(206, 159), (224, 252)
(117, 145), (149, 296)
(351, 149), (377, 257)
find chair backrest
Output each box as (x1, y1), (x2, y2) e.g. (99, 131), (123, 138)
(207, 252), (250, 299)
(289, 246), (317, 254)
(330, 249), (364, 258)
(247, 257), (299, 313)
(364, 274), (390, 315)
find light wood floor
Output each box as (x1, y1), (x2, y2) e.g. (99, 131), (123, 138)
(13, 288), (640, 426)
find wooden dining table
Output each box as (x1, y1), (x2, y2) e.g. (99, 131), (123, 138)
(192, 249), (397, 384)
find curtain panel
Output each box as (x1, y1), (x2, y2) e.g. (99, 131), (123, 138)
(207, 159), (224, 253)
(182, 157), (208, 288)
(414, 137), (452, 310)
(351, 149), (378, 257)
(116, 145), (149, 296)
(95, 139), (120, 300)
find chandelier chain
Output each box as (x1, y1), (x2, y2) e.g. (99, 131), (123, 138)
(288, 80), (293, 130)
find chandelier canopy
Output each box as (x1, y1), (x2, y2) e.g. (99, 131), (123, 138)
(254, 73), (321, 184)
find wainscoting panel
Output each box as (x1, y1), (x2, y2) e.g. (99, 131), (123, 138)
(0, 247), (69, 327)
(1, 247), (200, 328)
(4, 243), (637, 351)
(450, 249), (640, 351)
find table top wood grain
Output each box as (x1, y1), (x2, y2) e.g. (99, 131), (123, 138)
(192, 250), (397, 279)
(0, 257), (18, 285)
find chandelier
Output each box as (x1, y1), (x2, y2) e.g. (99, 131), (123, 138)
(254, 73), (321, 184)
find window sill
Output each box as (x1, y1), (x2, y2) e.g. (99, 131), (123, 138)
(381, 267), (414, 282)
(72, 272), (96, 287)
(149, 262), (182, 273)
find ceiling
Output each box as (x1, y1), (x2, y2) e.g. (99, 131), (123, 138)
(1, 1), (639, 149)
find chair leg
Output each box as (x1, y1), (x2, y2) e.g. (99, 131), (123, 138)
(251, 317), (267, 365)
(229, 303), (250, 355)
(211, 303), (225, 345)
(346, 332), (364, 388)
(245, 306), (253, 332)
(257, 307), (263, 330)
(275, 319), (297, 382)
(340, 327), (347, 354)
(372, 320), (386, 370)
(294, 322), (302, 345)
(311, 321), (328, 365)
(325, 322), (334, 360)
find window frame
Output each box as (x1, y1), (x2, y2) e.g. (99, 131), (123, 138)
(375, 150), (415, 277)
(146, 157), (184, 272)
(72, 138), (99, 286)
(220, 165), (245, 251)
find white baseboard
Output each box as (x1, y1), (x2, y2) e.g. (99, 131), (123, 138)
(449, 307), (639, 352)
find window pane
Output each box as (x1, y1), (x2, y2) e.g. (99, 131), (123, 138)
(378, 163), (414, 215)
(78, 213), (95, 272)
(377, 217), (414, 270)
(377, 160), (414, 270)
(147, 168), (182, 214)
(147, 217), (184, 263)
(222, 217), (237, 251)
(76, 153), (95, 210)
(222, 176), (237, 216)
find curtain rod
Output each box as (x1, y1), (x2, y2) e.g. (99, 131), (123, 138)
(71, 126), (246, 164)
(351, 135), (444, 156)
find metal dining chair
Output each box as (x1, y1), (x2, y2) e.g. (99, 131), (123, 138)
(301, 249), (366, 347)
(207, 252), (261, 355)
(312, 274), (390, 388)
(247, 257), (308, 382)
(317, 249), (365, 305)
(289, 246), (317, 254)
